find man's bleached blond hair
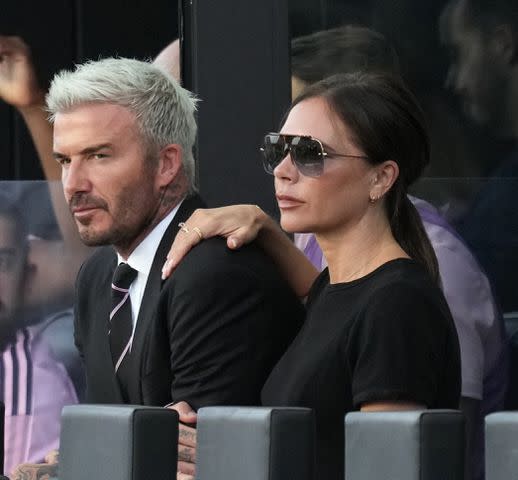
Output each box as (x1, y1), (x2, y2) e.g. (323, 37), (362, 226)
(46, 57), (198, 191)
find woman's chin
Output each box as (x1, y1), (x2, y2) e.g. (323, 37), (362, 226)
(280, 215), (307, 234)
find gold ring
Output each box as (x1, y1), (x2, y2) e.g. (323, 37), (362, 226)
(178, 222), (190, 233)
(192, 226), (204, 241)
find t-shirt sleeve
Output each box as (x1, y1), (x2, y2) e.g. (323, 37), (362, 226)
(346, 283), (452, 408)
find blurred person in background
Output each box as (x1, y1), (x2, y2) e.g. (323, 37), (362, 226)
(0, 32), (87, 400)
(442, 0), (518, 315)
(0, 195), (77, 477)
(0, 35), (91, 308)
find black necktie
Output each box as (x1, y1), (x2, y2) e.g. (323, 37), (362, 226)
(109, 262), (138, 371)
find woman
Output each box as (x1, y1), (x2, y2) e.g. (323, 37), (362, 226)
(164, 72), (461, 480)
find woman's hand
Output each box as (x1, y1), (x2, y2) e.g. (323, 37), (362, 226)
(167, 401), (198, 480)
(162, 205), (267, 279)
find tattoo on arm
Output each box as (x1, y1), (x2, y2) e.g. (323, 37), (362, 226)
(12, 464), (58, 480)
(178, 446), (195, 463)
(179, 427), (196, 442)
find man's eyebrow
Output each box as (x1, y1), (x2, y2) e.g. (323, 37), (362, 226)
(52, 143), (114, 160)
(79, 143), (113, 155)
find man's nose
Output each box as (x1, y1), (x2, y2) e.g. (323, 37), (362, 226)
(63, 161), (91, 200)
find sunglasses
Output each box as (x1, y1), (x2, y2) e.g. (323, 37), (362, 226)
(259, 133), (369, 177)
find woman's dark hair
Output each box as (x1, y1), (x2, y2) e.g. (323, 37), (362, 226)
(289, 72), (440, 283)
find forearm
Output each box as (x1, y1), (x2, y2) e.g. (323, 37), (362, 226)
(18, 100), (60, 180)
(19, 103), (90, 258)
(46, 179), (91, 260)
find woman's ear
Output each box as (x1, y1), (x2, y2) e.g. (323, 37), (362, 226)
(369, 160), (399, 202)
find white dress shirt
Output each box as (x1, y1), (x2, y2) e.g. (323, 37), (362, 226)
(116, 200), (183, 339)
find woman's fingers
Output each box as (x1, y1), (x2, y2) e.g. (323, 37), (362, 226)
(162, 205), (266, 279)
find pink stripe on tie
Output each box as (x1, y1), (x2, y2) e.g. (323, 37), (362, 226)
(109, 291), (131, 321)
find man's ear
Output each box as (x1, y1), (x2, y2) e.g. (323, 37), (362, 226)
(491, 24), (517, 65)
(156, 144), (183, 189)
(370, 160), (399, 200)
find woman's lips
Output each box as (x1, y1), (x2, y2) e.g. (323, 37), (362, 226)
(276, 194), (304, 209)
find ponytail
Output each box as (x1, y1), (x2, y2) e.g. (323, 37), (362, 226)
(387, 184), (440, 284)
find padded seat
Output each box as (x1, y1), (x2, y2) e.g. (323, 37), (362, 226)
(345, 410), (464, 480)
(485, 412), (518, 480)
(59, 404), (178, 480)
(195, 406), (314, 480)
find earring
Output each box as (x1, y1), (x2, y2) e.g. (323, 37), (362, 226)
(369, 194), (380, 204)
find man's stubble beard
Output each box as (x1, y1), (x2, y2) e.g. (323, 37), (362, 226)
(76, 175), (162, 251)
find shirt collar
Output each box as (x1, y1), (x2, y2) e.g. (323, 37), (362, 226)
(116, 198), (184, 276)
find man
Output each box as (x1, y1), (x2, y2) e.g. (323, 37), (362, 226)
(46, 58), (302, 408)
(0, 196), (78, 476)
(442, 0), (518, 314)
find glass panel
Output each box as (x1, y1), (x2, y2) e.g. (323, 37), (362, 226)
(0, 180), (90, 474)
(288, 0), (518, 316)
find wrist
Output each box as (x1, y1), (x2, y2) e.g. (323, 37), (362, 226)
(255, 209), (279, 244)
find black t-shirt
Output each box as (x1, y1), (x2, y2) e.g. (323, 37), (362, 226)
(261, 258), (461, 480)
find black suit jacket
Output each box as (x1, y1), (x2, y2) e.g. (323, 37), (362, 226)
(74, 194), (304, 408)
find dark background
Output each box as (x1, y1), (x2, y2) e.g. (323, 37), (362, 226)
(1, 0), (494, 211)
(3, 0), (449, 181)
(0, 0), (178, 180)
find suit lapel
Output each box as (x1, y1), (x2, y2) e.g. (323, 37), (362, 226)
(127, 194), (206, 403)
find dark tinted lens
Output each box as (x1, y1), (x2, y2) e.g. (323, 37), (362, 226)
(261, 134), (286, 174)
(290, 137), (324, 177)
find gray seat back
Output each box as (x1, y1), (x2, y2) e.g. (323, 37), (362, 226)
(196, 406), (314, 480)
(345, 410), (464, 480)
(0, 402), (3, 475)
(486, 412), (518, 480)
(59, 404), (178, 480)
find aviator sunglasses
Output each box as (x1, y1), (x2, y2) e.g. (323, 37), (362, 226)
(260, 132), (368, 177)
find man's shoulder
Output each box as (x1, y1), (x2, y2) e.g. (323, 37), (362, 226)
(77, 246), (115, 283)
(163, 238), (296, 299)
(174, 238), (273, 277)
